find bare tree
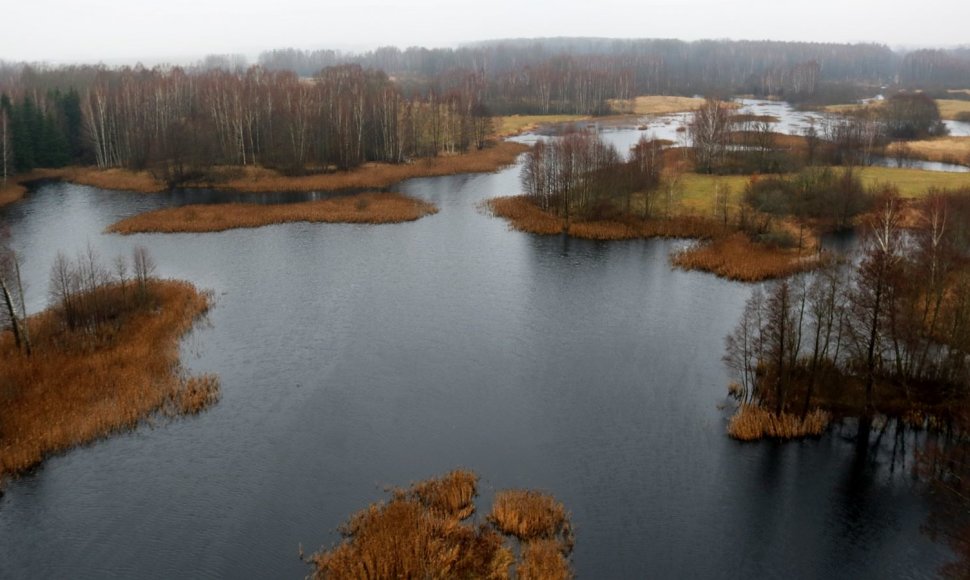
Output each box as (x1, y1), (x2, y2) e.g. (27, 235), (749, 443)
(688, 98), (732, 173)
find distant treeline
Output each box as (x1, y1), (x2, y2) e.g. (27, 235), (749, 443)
(0, 65), (491, 183)
(257, 39), (970, 111)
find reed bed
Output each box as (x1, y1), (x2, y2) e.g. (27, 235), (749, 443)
(727, 404), (832, 441)
(608, 95), (708, 115)
(311, 471), (512, 580)
(488, 490), (573, 548)
(408, 468), (479, 520)
(518, 539), (573, 580)
(937, 99), (970, 121)
(106, 192), (438, 234)
(495, 115), (590, 137)
(487, 195), (723, 240)
(672, 233), (819, 282)
(310, 471), (575, 580)
(889, 138), (970, 166)
(0, 280), (218, 479)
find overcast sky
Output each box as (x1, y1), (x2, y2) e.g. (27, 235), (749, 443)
(2, 0), (968, 64)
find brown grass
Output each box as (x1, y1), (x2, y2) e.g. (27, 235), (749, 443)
(0, 280), (218, 479)
(727, 404), (831, 441)
(487, 195), (723, 240)
(0, 181), (28, 207)
(672, 233), (820, 282)
(488, 490), (573, 548)
(309, 470), (575, 580)
(889, 138), (970, 166)
(408, 469), (479, 521)
(490, 196), (816, 281)
(494, 115), (591, 137)
(608, 95), (709, 115)
(937, 99), (970, 121)
(518, 539), (573, 580)
(106, 192), (438, 234)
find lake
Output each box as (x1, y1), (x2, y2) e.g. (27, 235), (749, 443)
(0, 123), (956, 578)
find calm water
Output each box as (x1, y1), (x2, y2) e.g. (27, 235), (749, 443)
(0, 129), (957, 578)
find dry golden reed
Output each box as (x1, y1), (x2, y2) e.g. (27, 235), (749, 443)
(727, 404), (831, 441)
(488, 490), (573, 548)
(408, 468), (479, 521)
(518, 539), (573, 580)
(0, 280), (218, 479)
(310, 470), (575, 580)
(672, 233), (819, 282)
(107, 192), (438, 234)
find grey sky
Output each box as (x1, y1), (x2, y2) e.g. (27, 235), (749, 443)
(2, 0), (968, 64)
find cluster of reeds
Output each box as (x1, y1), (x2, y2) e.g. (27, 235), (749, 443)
(0, 279), (218, 478)
(727, 404), (831, 441)
(107, 192), (438, 234)
(672, 233), (818, 282)
(310, 470), (573, 580)
(488, 490), (573, 548)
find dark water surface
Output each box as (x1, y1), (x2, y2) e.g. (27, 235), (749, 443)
(0, 143), (955, 578)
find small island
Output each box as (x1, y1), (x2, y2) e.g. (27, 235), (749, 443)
(307, 470), (573, 580)
(107, 191), (439, 234)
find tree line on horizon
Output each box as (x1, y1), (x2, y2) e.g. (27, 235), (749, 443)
(0, 65), (492, 185)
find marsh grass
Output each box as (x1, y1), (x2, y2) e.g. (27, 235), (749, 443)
(495, 115), (591, 137)
(0, 280), (217, 478)
(608, 95), (709, 115)
(107, 192), (438, 234)
(518, 539), (573, 580)
(488, 490), (573, 549)
(310, 471), (574, 580)
(489, 196), (813, 281)
(727, 404), (831, 441)
(672, 233), (819, 282)
(889, 138), (970, 167)
(487, 195), (724, 240)
(937, 99), (970, 121)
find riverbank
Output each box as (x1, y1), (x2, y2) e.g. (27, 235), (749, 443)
(64, 142), (528, 195)
(107, 192), (439, 234)
(0, 279), (218, 479)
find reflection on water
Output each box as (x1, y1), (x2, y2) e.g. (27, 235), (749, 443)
(0, 124), (957, 578)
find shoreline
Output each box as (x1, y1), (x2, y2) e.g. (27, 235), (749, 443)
(487, 195), (819, 282)
(0, 141), (528, 203)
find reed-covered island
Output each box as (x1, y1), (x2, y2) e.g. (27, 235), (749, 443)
(0, 247), (218, 480)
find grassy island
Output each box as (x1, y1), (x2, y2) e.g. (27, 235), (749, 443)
(0, 274), (218, 480)
(107, 192), (438, 234)
(307, 470), (573, 580)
